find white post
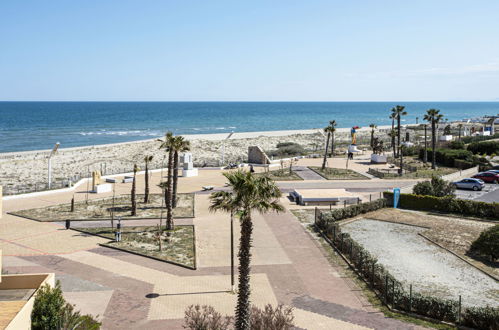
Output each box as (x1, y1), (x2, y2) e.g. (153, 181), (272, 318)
(47, 142), (60, 190)
(48, 157), (52, 189)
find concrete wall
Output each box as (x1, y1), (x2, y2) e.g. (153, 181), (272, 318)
(2, 273), (55, 330)
(248, 146), (271, 164)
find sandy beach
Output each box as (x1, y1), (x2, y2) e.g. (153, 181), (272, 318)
(0, 126), (395, 194)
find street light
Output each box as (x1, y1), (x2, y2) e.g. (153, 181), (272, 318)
(48, 142), (60, 189)
(221, 131), (234, 166)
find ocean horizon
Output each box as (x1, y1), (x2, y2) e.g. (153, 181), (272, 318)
(1, 101), (498, 153)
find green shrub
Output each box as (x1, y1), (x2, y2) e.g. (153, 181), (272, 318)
(412, 176), (455, 197)
(316, 199), (387, 227)
(468, 141), (499, 155)
(469, 225), (499, 262)
(461, 133), (499, 144)
(383, 192), (499, 219)
(32, 281), (101, 330)
(267, 142), (306, 157)
(462, 306), (499, 330)
(402, 146), (421, 156)
(449, 140), (465, 149)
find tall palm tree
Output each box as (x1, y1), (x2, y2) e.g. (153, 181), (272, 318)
(392, 105), (407, 157)
(424, 109), (444, 169)
(171, 136), (190, 208)
(143, 155), (153, 203)
(158, 132), (175, 230)
(329, 120), (337, 157)
(210, 171), (283, 330)
(457, 123), (463, 141)
(131, 164), (139, 216)
(322, 124), (334, 170)
(389, 111), (397, 157)
(369, 123), (377, 148)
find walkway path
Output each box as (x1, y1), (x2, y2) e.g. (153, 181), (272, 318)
(293, 166), (326, 180)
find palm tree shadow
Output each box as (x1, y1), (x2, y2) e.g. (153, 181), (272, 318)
(145, 290), (230, 299)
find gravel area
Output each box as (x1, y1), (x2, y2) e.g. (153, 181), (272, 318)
(342, 219), (499, 308)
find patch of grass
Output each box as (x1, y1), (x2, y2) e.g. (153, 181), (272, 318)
(308, 166), (369, 180)
(11, 193), (195, 221)
(290, 210), (455, 330)
(254, 169), (303, 181)
(77, 225), (195, 268)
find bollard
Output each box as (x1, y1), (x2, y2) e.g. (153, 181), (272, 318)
(71, 197), (75, 212)
(65, 220), (70, 230)
(344, 200), (347, 208)
(370, 194), (372, 202)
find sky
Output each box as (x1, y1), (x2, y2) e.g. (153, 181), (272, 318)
(1, 0), (499, 101)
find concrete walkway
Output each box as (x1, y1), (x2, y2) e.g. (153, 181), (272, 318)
(293, 166), (326, 180)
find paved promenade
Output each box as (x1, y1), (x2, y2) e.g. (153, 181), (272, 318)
(1, 157), (424, 329)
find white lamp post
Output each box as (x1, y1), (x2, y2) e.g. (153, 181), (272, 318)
(48, 142), (60, 189)
(221, 131), (234, 166)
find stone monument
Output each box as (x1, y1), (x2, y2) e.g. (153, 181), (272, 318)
(182, 152), (198, 177)
(370, 137), (387, 164)
(92, 170), (112, 193)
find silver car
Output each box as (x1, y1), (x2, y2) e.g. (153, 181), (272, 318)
(453, 178), (485, 191)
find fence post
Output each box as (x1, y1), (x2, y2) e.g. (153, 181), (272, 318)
(332, 225), (336, 242)
(409, 284), (412, 312)
(370, 194), (372, 202)
(371, 262), (375, 287)
(385, 275), (389, 304)
(457, 295), (461, 324)
(329, 203), (332, 211)
(357, 197), (360, 205)
(349, 241), (353, 259)
(314, 207), (318, 225)
(340, 233), (344, 251)
(344, 200), (347, 208)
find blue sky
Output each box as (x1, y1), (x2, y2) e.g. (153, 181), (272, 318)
(1, 0), (498, 101)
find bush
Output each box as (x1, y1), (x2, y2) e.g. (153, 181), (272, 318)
(383, 192), (499, 219)
(183, 304), (294, 330)
(419, 148), (491, 169)
(468, 141), (499, 155)
(412, 176), (455, 197)
(469, 225), (499, 262)
(32, 281), (101, 330)
(267, 143), (305, 157)
(462, 306), (499, 330)
(402, 145), (421, 156)
(461, 133), (499, 144)
(316, 199), (387, 226)
(449, 140), (465, 149)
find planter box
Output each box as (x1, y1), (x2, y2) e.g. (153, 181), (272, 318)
(439, 135), (453, 141)
(92, 183), (112, 193)
(371, 154), (387, 164)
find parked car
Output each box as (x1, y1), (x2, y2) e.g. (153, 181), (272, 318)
(453, 178), (485, 191)
(485, 170), (499, 175)
(472, 172), (499, 184)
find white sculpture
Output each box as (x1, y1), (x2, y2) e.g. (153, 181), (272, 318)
(182, 152), (198, 177)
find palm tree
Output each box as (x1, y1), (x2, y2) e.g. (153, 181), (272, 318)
(329, 120), (337, 157)
(158, 132), (175, 230)
(210, 171), (283, 330)
(424, 109), (444, 169)
(171, 136), (190, 208)
(392, 105), (407, 157)
(322, 124), (334, 170)
(389, 111), (397, 157)
(143, 155), (153, 203)
(131, 164), (139, 216)
(369, 123), (377, 148)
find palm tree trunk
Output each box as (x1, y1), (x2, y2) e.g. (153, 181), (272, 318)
(424, 125), (428, 163)
(397, 115), (401, 157)
(144, 161), (149, 203)
(131, 169), (137, 216)
(235, 214), (253, 330)
(431, 120), (436, 170)
(165, 151), (174, 230)
(370, 130), (374, 148)
(322, 132), (330, 170)
(330, 132), (335, 156)
(391, 119), (396, 158)
(172, 151), (179, 208)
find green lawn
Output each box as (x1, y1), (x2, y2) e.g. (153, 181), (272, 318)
(308, 166), (369, 180)
(76, 225), (195, 269)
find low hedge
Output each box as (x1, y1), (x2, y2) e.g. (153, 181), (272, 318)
(468, 141), (499, 156)
(383, 192), (499, 219)
(315, 215), (499, 328)
(419, 148), (474, 167)
(316, 199), (387, 225)
(461, 133), (499, 144)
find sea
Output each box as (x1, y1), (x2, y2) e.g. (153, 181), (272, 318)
(1, 101), (498, 153)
